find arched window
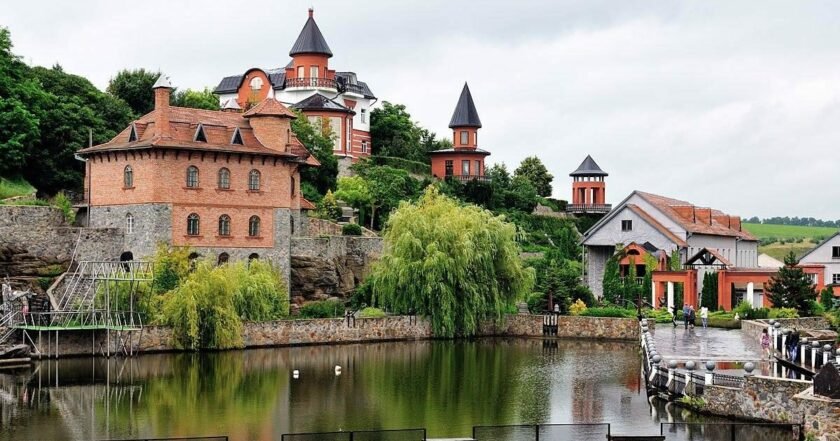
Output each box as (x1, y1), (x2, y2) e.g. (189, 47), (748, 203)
(248, 253), (259, 261)
(125, 213), (134, 234)
(249, 216), (261, 237)
(124, 165), (134, 188)
(120, 251), (134, 262)
(290, 177), (296, 197)
(217, 252), (230, 265)
(187, 213), (200, 236)
(248, 169), (261, 191)
(250, 77), (263, 90)
(186, 166), (199, 188)
(218, 168), (230, 189)
(218, 214), (231, 236)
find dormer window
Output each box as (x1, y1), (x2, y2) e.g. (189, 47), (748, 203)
(194, 124), (207, 142)
(250, 77), (263, 91)
(231, 128), (243, 145)
(128, 123), (138, 142)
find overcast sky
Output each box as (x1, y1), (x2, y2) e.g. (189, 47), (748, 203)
(3, 1), (840, 219)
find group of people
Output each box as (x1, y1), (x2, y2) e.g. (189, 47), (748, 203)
(760, 327), (800, 360)
(670, 303), (709, 329)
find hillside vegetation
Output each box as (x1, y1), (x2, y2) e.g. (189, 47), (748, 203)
(0, 177), (35, 200)
(742, 222), (837, 260)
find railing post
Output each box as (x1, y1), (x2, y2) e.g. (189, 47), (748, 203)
(800, 337), (808, 364)
(535, 424), (539, 441)
(685, 361), (696, 395)
(705, 361), (715, 386)
(811, 341), (819, 370)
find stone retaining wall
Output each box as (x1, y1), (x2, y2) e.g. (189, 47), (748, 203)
(306, 218), (377, 238)
(289, 236), (383, 304)
(702, 375), (840, 440)
(742, 318), (831, 348)
(34, 314), (640, 357)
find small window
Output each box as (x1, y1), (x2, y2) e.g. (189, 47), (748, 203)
(218, 168), (230, 189)
(249, 169), (261, 191)
(444, 160), (453, 176)
(186, 166), (199, 188)
(474, 131), (478, 145)
(833, 273), (840, 284)
(124, 165), (134, 188)
(460, 131), (469, 145)
(125, 213), (134, 234)
(621, 220), (633, 232)
(218, 215), (231, 236)
(287, 128), (291, 143)
(290, 216), (295, 235)
(290, 177), (296, 197)
(187, 213), (200, 236)
(461, 160), (470, 176)
(833, 246), (840, 259)
(361, 140), (368, 153)
(249, 216), (261, 237)
(231, 128), (243, 145)
(194, 124), (207, 142)
(128, 123), (138, 142)
(217, 253), (229, 265)
(475, 160), (481, 176)
(249, 77), (263, 91)
(360, 109), (367, 123)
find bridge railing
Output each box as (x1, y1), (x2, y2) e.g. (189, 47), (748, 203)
(99, 437), (228, 441)
(472, 423), (611, 441)
(280, 428), (426, 441)
(660, 422), (802, 440)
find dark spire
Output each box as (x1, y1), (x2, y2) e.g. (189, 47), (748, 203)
(289, 9), (333, 58)
(448, 83), (482, 128)
(570, 155), (608, 177)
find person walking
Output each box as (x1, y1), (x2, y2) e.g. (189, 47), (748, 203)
(683, 303), (690, 329)
(760, 329), (771, 359)
(671, 304), (678, 327)
(700, 306), (709, 329)
(688, 306), (696, 329)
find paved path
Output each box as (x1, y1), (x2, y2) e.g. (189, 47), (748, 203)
(651, 324), (762, 362)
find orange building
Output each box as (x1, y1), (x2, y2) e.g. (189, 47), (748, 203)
(215, 9), (374, 171)
(429, 83), (490, 182)
(77, 76), (318, 279)
(567, 155), (611, 214)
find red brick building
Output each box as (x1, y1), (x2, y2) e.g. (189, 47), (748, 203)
(78, 76), (318, 278)
(567, 155), (611, 214)
(214, 9), (375, 172)
(429, 83), (490, 182)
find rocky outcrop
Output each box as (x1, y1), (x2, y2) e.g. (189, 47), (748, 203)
(290, 236), (383, 305)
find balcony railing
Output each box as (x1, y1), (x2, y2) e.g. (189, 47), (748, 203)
(444, 175), (492, 184)
(566, 203), (612, 214)
(284, 77), (366, 95)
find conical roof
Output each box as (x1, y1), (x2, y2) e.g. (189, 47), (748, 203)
(243, 98), (297, 118)
(570, 155), (608, 177)
(448, 83), (482, 128)
(289, 9), (333, 58)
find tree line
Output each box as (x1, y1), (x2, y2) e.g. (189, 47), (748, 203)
(745, 216), (840, 228)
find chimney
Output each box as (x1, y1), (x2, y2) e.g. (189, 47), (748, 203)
(152, 74), (172, 137)
(729, 215), (742, 232)
(695, 207), (712, 225)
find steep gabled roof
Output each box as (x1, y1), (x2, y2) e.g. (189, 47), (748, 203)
(635, 191), (756, 241)
(243, 98), (297, 118)
(625, 204), (688, 247)
(289, 11), (333, 58)
(449, 83), (482, 128)
(570, 155), (608, 177)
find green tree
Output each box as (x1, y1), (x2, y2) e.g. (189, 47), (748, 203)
(171, 87), (220, 110)
(700, 271), (718, 311)
(316, 190), (342, 221)
(0, 28), (42, 176)
(291, 111), (338, 195)
(107, 68), (160, 115)
(370, 101), (422, 160)
(820, 287), (835, 311)
(514, 156), (554, 197)
(766, 251), (817, 316)
(353, 163), (416, 229)
(334, 175), (372, 226)
(371, 187), (535, 337)
(602, 247), (623, 304)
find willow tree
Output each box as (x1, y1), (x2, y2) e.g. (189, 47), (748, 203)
(371, 187), (535, 337)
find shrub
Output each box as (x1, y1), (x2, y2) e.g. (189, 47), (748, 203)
(768, 307), (799, 319)
(298, 300), (344, 319)
(526, 292), (546, 314)
(646, 308), (674, 324)
(579, 306), (636, 318)
(359, 307), (386, 318)
(808, 300), (826, 317)
(0, 177), (36, 200)
(342, 223), (362, 236)
(52, 191), (75, 224)
(569, 299), (587, 316)
(732, 301), (768, 319)
(706, 316), (741, 329)
(161, 259), (288, 350)
(820, 287), (835, 311)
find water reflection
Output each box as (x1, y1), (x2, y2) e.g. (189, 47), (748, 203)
(0, 338), (794, 440)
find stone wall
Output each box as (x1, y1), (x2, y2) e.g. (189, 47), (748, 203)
(742, 318), (831, 348)
(289, 236), (383, 304)
(306, 218), (377, 238)
(702, 375), (840, 440)
(37, 314), (640, 357)
(0, 206), (123, 291)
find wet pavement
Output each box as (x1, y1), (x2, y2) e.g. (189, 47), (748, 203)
(650, 324), (762, 362)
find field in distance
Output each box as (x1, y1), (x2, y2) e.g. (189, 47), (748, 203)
(742, 222), (838, 261)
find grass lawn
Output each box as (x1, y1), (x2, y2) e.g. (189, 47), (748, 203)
(743, 222), (838, 260)
(742, 222), (837, 240)
(0, 177), (36, 200)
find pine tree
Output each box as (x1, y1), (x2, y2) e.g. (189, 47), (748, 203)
(700, 271), (718, 311)
(766, 251), (817, 315)
(602, 247), (623, 304)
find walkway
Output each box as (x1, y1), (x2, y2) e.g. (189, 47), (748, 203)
(650, 325), (762, 363)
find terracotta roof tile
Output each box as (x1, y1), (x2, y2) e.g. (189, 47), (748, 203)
(626, 204), (688, 247)
(636, 191), (756, 241)
(243, 99), (297, 118)
(300, 198), (316, 210)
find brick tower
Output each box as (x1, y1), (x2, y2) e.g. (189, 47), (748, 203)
(568, 155), (611, 214)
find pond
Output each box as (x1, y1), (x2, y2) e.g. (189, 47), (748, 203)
(0, 338), (794, 440)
